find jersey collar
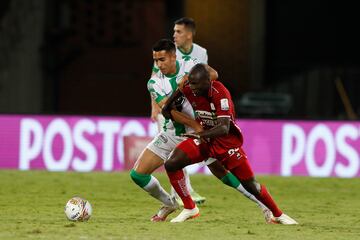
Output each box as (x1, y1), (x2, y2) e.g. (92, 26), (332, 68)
(177, 44), (194, 55)
(165, 60), (180, 78)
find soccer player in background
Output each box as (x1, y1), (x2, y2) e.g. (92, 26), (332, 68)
(150, 17), (210, 204)
(131, 39), (271, 222)
(162, 64), (298, 224)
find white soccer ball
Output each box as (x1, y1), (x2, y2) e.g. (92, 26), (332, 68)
(64, 197), (92, 221)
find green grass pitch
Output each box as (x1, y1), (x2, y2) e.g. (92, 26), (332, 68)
(0, 170), (359, 239)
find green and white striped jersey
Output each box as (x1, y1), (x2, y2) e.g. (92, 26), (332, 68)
(147, 58), (197, 136)
(153, 43), (207, 73)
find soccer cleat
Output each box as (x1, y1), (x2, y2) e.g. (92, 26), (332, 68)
(262, 208), (275, 224)
(150, 200), (179, 222)
(272, 213), (298, 225)
(189, 191), (206, 205)
(170, 206), (200, 223)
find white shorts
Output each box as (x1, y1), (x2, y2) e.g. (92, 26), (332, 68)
(146, 131), (217, 165)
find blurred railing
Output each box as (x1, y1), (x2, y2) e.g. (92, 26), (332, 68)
(236, 67), (360, 120)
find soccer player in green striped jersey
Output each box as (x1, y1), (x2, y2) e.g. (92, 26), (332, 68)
(131, 39), (271, 223)
(150, 18), (210, 204)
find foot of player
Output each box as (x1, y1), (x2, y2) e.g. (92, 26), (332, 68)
(262, 208), (298, 225)
(170, 206), (200, 223)
(150, 197), (179, 222)
(151, 203), (297, 224)
(271, 213), (298, 225)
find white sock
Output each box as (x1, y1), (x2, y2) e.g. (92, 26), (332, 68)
(236, 184), (267, 210)
(183, 168), (194, 193)
(143, 175), (174, 206)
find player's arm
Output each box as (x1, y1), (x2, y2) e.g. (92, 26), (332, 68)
(182, 117), (230, 139)
(161, 89), (203, 133)
(150, 98), (161, 122)
(149, 63), (161, 122)
(206, 65), (218, 81)
(186, 59), (218, 81)
(178, 65), (217, 90)
(183, 83), (233, 139)
(161, 89), (183, 118)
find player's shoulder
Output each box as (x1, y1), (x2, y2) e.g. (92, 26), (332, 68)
(178, 58), (196, 70)
(148, 73), (160, 82)
(147, 75), (161, 89)
(212, 80), (226, 89)
(211, 81), (230, 96)
(193, 43), (207, 53)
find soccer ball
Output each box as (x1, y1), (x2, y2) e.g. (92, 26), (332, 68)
(64, 197), (92, 221)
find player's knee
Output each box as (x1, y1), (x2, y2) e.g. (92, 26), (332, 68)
(240, 178), (261, 196)
(130, 169), (151, 188)
(165, 153), (186, 172)
(164, 159), (177, 172)
(208, 161), (228, 179)
(165, 150), (189, 172)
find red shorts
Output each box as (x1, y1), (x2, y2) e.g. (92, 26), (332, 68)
(176, 138), (254, 180)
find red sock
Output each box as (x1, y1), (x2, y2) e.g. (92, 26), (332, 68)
(167, 170), (195, 209)
(257, 185), (283, 217)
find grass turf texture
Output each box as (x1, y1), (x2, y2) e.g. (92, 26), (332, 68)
(0, 170), (359, 240)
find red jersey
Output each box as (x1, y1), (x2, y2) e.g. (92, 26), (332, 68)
(183, 80), (244, 156)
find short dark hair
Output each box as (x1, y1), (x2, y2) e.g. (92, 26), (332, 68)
(152, 39), (176, 53)
(174, 17), (196, 35)
(189, 63), (210, 81)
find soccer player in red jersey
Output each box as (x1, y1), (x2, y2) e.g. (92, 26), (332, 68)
(162, 63), (298, 224)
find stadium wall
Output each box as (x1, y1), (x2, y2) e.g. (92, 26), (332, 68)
(0, 115), (359, 178)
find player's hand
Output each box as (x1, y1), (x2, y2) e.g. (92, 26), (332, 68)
(178, 75), (189, 92)
(151, 105), (161, 122)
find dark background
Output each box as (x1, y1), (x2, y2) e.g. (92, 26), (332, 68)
(0, 0), (359, 119)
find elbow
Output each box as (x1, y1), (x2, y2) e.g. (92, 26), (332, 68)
(213, 70), (218, 80)
(211, 70), (218, 81)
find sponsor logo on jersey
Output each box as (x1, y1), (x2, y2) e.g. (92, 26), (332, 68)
(195, 110), (217, 127)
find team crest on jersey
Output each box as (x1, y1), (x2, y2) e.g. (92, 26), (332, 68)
(159, 134), (168, 143)
(220, 99), (229, 110)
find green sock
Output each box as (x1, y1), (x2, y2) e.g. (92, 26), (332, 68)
(221, 172), (241, 188)
(130, 169), (151, 188)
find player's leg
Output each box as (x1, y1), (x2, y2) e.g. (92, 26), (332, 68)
(207, 160), (268, 211)
(227, 154), (283, 217)
(227, 148), (297, 224)
(130, 148), (174, 207)
(171, 166), (206, 205)
(130, 133), (179, 221)
(184, 166), (206, 204)
(131, 149), (167, 200)
(235, 173), (298, 224)
(165, 147), (196, 210)
(164, 139), (207, 222)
